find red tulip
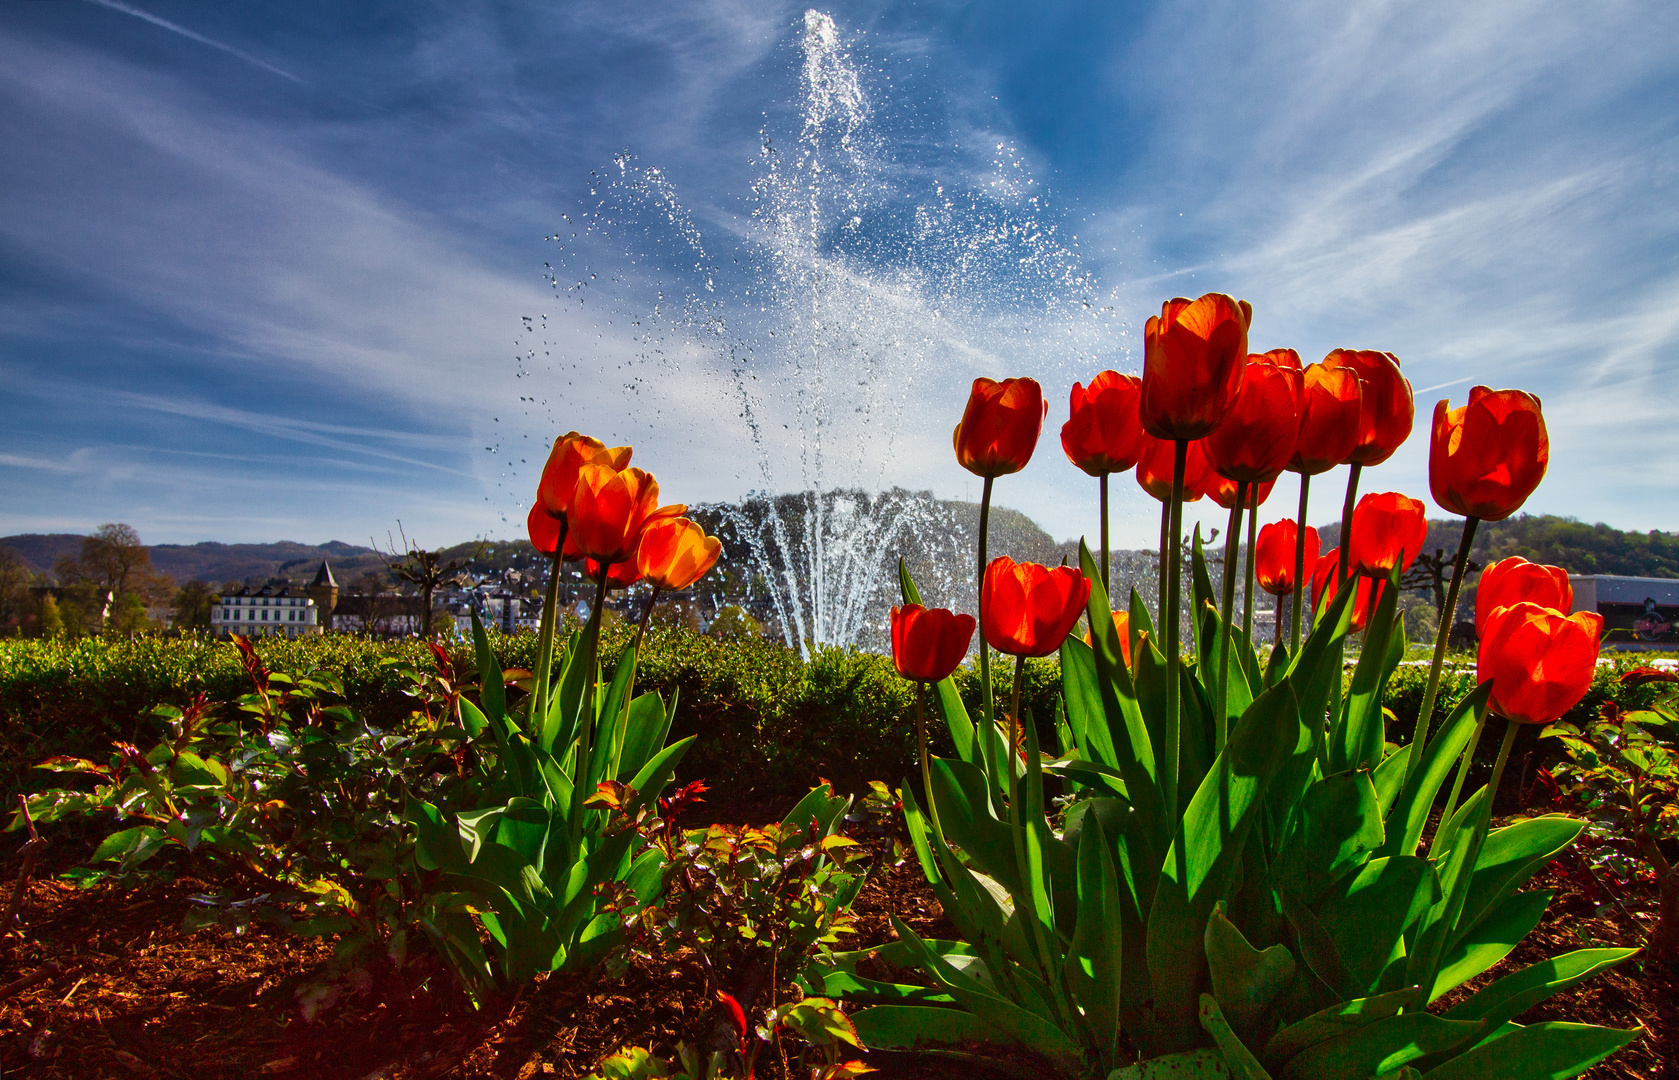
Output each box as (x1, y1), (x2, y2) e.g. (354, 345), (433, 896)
(1478, 602), (1603, 724)
(1203, 350), (1304, 484)
(1311, 548), (1380, 632)
(528, 501), (563, 556)
(1288, 364), (1363, 475)
(637, 517), (723, 591)
(1209, 474), (1275, 511)
(1136, 434), (1215, 503)
(892, 604), (977, 682)
(1475, 557), (1572, 634)
(1321, 350), (1413, 467)
(585, 556), (643, 589)
(1139, 294), (1253, 441)
(537, 432), (633, 518)
(1061, 371), (1146, 476)
(954, 377), (1046, 477)
(1083, 610), (1133, 667)
(981, 557), (1091, 658)
(1430, 387), (1548, 521)
(1256, 520), (1318, 596)
(1348, 492), (1427, 577)
(567, 464), (665, 566)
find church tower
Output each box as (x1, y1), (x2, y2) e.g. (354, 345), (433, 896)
(308, 560), (339, 631)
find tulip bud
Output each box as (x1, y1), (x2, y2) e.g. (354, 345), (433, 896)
(1203, 350), (1304, 484)
(1474, 557), (1572, 634)
(1322, 349), (1413, 467)
(1139, 294), (1253, 441)
(637, 517), (723, 591)
(1288, 364), (1363, 475)
(1135, 434), (1215, 504)
(1256, 520), (1318, 597)
(1429, 387), (1548, 521)
(891, 605), (977, 682)
(1478, 602), (1603, 724)
(1061, 371), (1146, 476)
(954, 377), (1046, 478)
(981, 557), (1090, 658)
(1348, 492), (1427, 577)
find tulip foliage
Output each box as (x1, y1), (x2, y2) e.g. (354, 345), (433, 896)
(830, 556), (1639, 1078)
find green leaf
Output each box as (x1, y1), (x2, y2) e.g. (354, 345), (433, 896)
(92, 825), (165, 866)
(1199, 994), (1277, 1080)
(1333, 570), (1403, 774)
(1112, 1049), (1233, 1078)
(1204, 902), (1295, 1039)
(1429, 889), (1553, 1002)
(1416, 1021), (1640, 1080)
(1277, 1013), (1482, 1080)
(850, 1004), (992, 1051)
(471, 607), (507, 723)
(615, 692), (672, 783)
(1380, 683), (1492, 860)
(1449, 816), (1583, 956)
(1146, 679), (1305, 1051)
(1260, 987), (1423, 1071)
(1066, 811), (1124, 1068)
(1313, 856), (1438, 996)
(1274, 770), (1385, 904)
(1406, 786), (1493, 996)
(405, 798), (469, 873)
(1443, 948), (1638, 1032)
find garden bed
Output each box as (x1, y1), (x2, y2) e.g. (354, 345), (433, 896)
(1, 808), (1672, 1080)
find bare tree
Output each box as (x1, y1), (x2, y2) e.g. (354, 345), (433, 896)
(376, 524), (481, 640)
(53, 524), (173, 631)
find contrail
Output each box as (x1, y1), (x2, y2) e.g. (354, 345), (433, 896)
(1412, 376), (1474, 395)
(85, 0), (305, 84)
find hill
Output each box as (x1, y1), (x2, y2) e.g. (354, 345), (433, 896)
(0, 535), (387, 586)
(1317, 513), (1679, 580)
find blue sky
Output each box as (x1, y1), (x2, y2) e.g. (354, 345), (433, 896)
(2, 0), (1675, 551)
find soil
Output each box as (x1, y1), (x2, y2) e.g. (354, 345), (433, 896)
(0, 809), (1673, 1080)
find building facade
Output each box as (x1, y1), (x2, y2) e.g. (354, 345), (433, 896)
(1570, 575), (1679, 648)
(212, 584), (320, 637)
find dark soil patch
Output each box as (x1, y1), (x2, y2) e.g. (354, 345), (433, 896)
(0, 818), (1672, 1080)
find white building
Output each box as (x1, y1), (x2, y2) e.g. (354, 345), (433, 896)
(212, 584), (320, 638)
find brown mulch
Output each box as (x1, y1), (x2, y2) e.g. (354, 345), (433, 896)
(0, 819), (1673, 1080)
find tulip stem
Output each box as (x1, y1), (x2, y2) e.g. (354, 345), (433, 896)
(635, 585), (660, 654)
(1216, 485), (1244, 754)
(1164, 439), (1188, 827)
(1243, 499), (1258, 653)
(532, 518), (569, 728)
(1337, 463), (1362, 586)
(1403, 516), (1480, 784)
(1157, 497), (1171, 633)
(1437, 709), (1489, 845)
(916, 681), (943, 839)
(1486, 719), (1520, 814)
(977, 475), (999, 798)
(1290, 472), (1310, 651)
(1100, 473), (1111, 595)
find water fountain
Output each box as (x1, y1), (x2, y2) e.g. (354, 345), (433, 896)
(507, 10), (1127, 656)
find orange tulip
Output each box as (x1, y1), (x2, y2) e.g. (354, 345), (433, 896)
(1061, 371), (1146, 476)
(981, 557), (1091, 658)
(1321, 349), (1413, 467)
(1140, 294), (1253, 441)
(1288, 364), (1362, 475)
(1209, 473), (1275, 511)
(1348, 491), (1427, 577)
(892, 605), (977, 682)
(1256, 520), (1317, 596)
(1204, 350), (1304, 484)
(1475, 557), (1572, 634)
(1083, 610), (1133, 667)
(954, 377), (1046, 477)
(1311, 548), (1380, 632)
(1478, 602), (1603, 724)
(1429, 387), (1548, 521)
(536, 432), (633, 518)
(636, 516), (723, 591)
(1136, 434), (1215, 503)
(567, 464), (664, 566)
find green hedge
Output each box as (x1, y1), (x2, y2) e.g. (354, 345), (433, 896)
(2, 630), (1666, 805)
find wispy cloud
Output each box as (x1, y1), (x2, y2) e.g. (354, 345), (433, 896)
(84, 0), (304, 84)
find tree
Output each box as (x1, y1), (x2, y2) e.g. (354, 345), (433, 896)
(37, 592), (64, 638)
(377, 525), (480, 641)
(349, 571), (399, 637)
(0, 548), (31, 634)
(172, 580), (216, 629)
(53, 523), (173, 631)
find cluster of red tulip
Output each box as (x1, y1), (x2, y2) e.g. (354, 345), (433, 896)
(891, 291), (1598, 815)
(524, 432), (722, 619)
